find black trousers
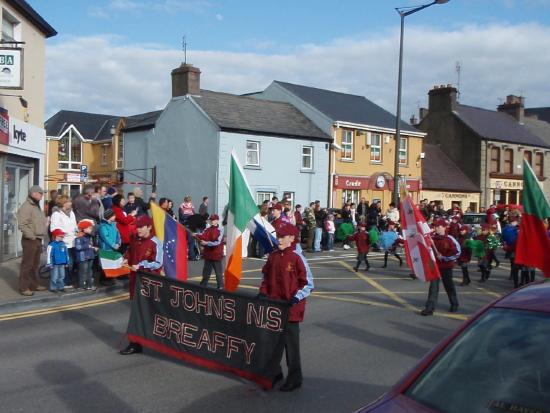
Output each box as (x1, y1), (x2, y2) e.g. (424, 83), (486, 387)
(200, 260), (223, 288)
(510, 257), (521, 288)
(270, 322), (302, 385)
(424, 268), (458, 311)
(355, 252), (370, 269)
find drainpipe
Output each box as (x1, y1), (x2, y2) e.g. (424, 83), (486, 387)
(328, 127), (337, 208)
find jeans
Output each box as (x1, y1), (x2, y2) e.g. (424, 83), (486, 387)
(186, 228), (197, 260)
(327, 233), (334, 251)
(64, 248), (76, 287)
(313, 228), (322, 252)
(50, 264), (65, 291)
(78, 260), (94, 288)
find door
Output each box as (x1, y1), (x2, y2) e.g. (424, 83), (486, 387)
(2, 164), (33, 260)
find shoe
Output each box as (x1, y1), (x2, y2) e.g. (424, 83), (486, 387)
(20, 289), (34, 296)
(409, 273), (418, 280)
(34, 286), (47, 291)
(272, 373), (284, 387)
(63, 285), (74, 290)
(420, 308), (433, 316)
(279, 381), (302, 392)
(353, 267), (358, 272)
(119, 343), (143, 355)
(449, 305), (459, 313)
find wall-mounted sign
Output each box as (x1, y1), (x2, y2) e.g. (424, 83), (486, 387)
(66, 173), (81, 183)
(0, 48), (22, 89)
(0, 108), (8, 145)
(490, 178), (523, 190)
(333, 175), (370, 190)
(80, 164), (88, 182)
(375, 176), (386, 188)
(8, 116), (46, 154)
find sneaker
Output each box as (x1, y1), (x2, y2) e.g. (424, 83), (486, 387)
(34, 286), (47, 291)
(420, 308), (434, 316)
(63, 285), (74, 290)
(20, 289), (34, 296)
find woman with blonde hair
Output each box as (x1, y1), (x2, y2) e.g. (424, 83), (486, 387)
(50, 194), (78, 288)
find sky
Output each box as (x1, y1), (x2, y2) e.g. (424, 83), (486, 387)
(34, 0), (550, 121)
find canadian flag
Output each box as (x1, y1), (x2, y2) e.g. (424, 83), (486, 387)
(400, 196), (441, 282)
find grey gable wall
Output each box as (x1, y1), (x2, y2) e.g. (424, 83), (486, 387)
(251, 83), (334, 136)
(124, 97), (220, 211)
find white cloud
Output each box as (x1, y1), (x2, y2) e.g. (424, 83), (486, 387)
(45, 23), (550, 123)
(215, 13), (223, 21)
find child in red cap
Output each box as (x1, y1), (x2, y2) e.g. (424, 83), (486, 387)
(47, 229), (70, 292)
(75, 220), (98, 290)
(195, 214), (224, 289)
(349, 223), (371, 271)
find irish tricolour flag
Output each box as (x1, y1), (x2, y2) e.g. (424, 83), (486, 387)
(99, 250), (131, 278)
(515, 159), (550, 277)
(224, 151), (259, 291)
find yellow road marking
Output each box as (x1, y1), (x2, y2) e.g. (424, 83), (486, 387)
(0, 293), (129, 322)
(338, 261), (418, 311)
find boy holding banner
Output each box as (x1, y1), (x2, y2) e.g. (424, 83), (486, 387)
(120, 215), (163, 355)
(259, 224), (310, 392)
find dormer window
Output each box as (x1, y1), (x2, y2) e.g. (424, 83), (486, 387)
(58, 128), (82, 170)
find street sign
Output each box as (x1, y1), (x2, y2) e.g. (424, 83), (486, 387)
(80, 164), (88, 182)
(67, 173), (80, 183)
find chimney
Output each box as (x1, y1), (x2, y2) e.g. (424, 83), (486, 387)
(428, 85), (457, 113)
(419, 107), (429, 121)
(171, 63), (201, 97)
(409, 114), (417, 125)
(497, 94), (525, 123)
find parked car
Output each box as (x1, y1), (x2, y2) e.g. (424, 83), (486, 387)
(461, 213), (487, 226)
(355, 280), (550, 413)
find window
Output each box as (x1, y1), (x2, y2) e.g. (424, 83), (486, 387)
(342, 189), (360, 205)
(58, 128), (82, 170)
(399, 137), (408, 165)
(503, 148), (513, 174)
(301, 146), (313, 170)
(1, 11), (18, 42)
(490, 147), (500, 173)
(535, 152), (544, 177)
(341, 130), (353, 160)
(282, 191), (295, 209)
(370, 133), (382, 162)
(524, 150), (532, 166)
(117, 135), (124, 169)
(101, 145), (108, 166)
(256, 191), (274, 205)
(246, 141), (260, 166)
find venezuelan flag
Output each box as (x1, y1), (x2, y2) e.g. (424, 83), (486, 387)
(151, 202), (188, 281)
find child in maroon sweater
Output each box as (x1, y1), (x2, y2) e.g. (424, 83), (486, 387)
(195, 214), (224, 289)
(349, 223), (370, 271)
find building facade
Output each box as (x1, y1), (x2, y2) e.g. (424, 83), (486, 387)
(250, 81), (425, 208)
(122, 65), (331, 214)
(418, 86), (550, 207)
(0, 0), (55, 261)
(45, 111), (121, 199)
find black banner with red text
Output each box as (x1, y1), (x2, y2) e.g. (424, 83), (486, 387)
(127, 271), (290, 389)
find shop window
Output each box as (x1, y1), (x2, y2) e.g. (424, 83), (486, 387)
(58, 128), (82, 170)
(399, 137), (408, 165)
(342, 189), (360, 205)
(301, 146), (313, 170)
(370, 133), (382, 162)
(246, 141), (260, 166)
(503, 148), (513, 174)
(342, 130), (353, 161)
(490, 147), (500, 173)
(535, 152), (544, 177)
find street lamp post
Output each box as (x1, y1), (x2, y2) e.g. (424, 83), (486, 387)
(392, 0), (449, 205)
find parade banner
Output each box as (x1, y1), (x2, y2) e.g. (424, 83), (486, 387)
(127, 271), (290, 389)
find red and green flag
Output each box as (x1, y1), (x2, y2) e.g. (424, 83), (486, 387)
(515, 159), (550, 277)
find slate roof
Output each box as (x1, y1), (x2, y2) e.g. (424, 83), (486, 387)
(7, 0), (57, 37)
(422, 144), (480, 192)
(193, 90), (331, 141)
(523, 116), (550, 147)
(453, 104), (550, 148)
(273, 81), (420, 134)
(122, 110), (163, 132)
(45, 110), (120, 142)
(526, 107), (550, 124)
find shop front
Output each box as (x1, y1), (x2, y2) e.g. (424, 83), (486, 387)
(0, 111), (46, 261)
(420, 190), (481, 212)
(489, 178), (523, 206)
(332, 174), (420, 208)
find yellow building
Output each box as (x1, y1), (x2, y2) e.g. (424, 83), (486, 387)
(45, 111), (122, 198)
(252, 81), (425, 208)
(331, 123), (424, 208)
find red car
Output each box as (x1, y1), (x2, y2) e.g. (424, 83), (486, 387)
(356, 280), (550, 413)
